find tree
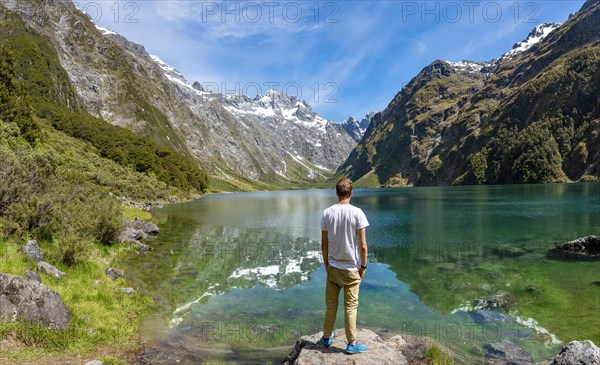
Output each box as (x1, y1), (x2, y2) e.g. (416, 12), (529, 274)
(0, 45), (39, 143)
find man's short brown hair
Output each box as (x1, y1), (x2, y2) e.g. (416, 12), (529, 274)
(336, 177), (353, 199)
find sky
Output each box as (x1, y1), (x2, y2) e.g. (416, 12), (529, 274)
(78, 0), (586, 122)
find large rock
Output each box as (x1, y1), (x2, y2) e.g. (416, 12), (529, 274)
(22, 239), (44, 262)
(555, 236), (600, 258)
(552, 340), (600, 365)
(0, 272), (70, 330)
(280, 328), (407, 365)
(37, 261), (66, 280)
(484, 339), (534, 365)
(117, 218), (160, 244)
(133, 217), (160, 236)
(117, 227), (144, 244)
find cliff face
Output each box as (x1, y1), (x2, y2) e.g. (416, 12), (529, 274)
(339, 0), (600, 186)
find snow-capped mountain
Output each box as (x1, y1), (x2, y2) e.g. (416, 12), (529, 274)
(8, 0), (356, 189)
(444, 60), (493, 74)
(444, 23), (562, 74)
(340, 112), (376, 143)
(502, 23), (561, 60)
(150, 55), (356, 182)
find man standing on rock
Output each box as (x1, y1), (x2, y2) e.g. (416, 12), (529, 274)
(320, 177), (369, 354)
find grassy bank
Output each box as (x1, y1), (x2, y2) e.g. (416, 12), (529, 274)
(0, 210), (154, 364)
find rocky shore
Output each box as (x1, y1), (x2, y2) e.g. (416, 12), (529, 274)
(281, 329), (600, 365)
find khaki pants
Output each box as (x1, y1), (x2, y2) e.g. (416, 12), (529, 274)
(323, 265), (362, 343)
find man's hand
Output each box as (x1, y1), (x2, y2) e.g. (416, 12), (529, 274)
(358, 266), (366, 278)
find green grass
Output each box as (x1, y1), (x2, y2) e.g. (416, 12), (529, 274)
(122, 207), (152, 221)
(0, 238), (153, 363)
(426, 344), (455, 365)
(354, 169), (382, 188)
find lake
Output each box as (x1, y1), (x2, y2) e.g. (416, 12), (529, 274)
(123, 183), (600, 364)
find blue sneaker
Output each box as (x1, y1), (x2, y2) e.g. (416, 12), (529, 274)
(346, 341), (368, 354)
(321, 332), (333, 348)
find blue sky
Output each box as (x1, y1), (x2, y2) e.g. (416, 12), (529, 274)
(80, 0), (585, 122)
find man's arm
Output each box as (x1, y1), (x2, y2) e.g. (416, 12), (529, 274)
(321, 230), (329, 269)
(357, 228), (368, 278)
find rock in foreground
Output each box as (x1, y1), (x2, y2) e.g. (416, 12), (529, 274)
(280, 329), (408, 365)
(0, 272), (70, 330)
(555, 235), (600, 258)
(552, 340), (600, 364)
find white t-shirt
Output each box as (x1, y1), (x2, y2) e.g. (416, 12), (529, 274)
(320, 203), (369, 271)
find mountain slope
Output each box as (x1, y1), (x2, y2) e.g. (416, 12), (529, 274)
(0, 4), (207, 195)
(339, 0), (600, 186)
(0, 0), (356, 190)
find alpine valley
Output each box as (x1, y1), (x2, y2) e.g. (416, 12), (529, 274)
(0, 0), (361, 193)
(2, 0), (598, 192)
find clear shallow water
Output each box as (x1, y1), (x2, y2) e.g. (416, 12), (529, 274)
(124, 184), (600, 364)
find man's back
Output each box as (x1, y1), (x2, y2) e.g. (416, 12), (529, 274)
(320, 203), (369, 270)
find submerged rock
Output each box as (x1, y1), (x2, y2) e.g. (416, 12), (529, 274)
(475, 291), (515, 310)
(551, 340), (600, 365)
(555, 235), (600, 258)
(491, 245), (528, 258)
(469, 310), (507, 326)
(484, 339), (534, 365)
(280, 328), (408, 365)
(0, 272), (70, 330)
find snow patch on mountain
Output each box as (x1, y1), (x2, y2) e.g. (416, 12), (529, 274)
(446, 60), (487, 73)
(95, 25), (117, 36)
(502, 22), (561, 60)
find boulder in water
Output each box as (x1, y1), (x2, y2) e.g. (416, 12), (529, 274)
(555, 235), (600, 258)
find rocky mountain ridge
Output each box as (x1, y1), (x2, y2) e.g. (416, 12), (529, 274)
(148, 52), (357, 182)
(339, 0), (600, 186)
(340, 112), (376, 143)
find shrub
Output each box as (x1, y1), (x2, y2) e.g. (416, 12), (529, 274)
(46, 106), (208, 192)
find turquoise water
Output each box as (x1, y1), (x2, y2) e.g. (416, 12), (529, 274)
(124, 184), (600, 364)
